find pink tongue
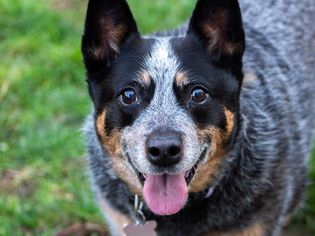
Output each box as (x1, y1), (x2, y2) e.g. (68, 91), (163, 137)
(143, 173), (188, 216)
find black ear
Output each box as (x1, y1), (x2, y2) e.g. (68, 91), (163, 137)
(188, 0), (245, 62)
(82, 0), (139, 73)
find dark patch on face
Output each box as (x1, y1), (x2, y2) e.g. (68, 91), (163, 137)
(88, 38), (156, 136)
(171, 37), (240, 130)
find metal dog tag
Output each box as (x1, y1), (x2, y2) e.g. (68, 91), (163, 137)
(123, 220), (157, 236)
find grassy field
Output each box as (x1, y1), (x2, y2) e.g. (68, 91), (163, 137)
(0, 0), (314, 235)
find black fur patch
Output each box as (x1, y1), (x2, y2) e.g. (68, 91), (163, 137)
(171, 37), (240, 131)
(89, 38), (156, 134)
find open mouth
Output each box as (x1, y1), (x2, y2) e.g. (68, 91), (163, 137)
(135, 147), (207, 186)
(127, 148), (207, 216)
(136, 161), (197, 186)
(137, 165), (197, 186)
(131, 161), (199, 216)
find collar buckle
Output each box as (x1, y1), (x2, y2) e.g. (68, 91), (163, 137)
(133, 194), (146, 225)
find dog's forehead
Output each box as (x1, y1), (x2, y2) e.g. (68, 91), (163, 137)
(134, 37), (189, 129)
(140, 37), (183, 120)
(143, 38), (179, 86)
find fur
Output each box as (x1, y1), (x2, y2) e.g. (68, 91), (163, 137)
(82, 0), (315, 235)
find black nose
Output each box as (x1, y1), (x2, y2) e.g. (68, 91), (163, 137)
(147, 132), (182, 167)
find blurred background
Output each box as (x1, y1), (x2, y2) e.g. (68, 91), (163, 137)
(0, 0), (314, 235)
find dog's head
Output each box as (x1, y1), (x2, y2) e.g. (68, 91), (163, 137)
(82, 0), (245, 216)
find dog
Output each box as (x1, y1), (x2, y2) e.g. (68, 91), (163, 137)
(81, 0), (315, 235)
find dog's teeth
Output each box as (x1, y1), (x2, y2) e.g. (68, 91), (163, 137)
(143, 174), (147, 179)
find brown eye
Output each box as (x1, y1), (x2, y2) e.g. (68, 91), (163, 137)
(120, 88), (137, 105)
(190, 87), (209, 103)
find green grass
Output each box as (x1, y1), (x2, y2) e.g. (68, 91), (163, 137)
(0, 0), (99, 235)
(0, 0), (314, 235)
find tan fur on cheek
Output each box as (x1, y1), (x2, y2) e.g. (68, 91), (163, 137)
(203, 223), (265, 236)
(224, 108), (235, 137)
(96, 110), (142, 195)
(190, 108), (235, 192)
(189, 127), (225, 192)
(96, 110), (121, 157)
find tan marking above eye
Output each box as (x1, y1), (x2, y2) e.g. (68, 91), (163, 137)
(175, 71), (190, 88)
(137, 70), (151, 87)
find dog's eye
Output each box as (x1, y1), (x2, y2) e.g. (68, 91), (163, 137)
(120, 88), (137, 105)
(190, 87), (209, 103)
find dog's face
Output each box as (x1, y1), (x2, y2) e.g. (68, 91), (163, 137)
(82, 0), (245, 216)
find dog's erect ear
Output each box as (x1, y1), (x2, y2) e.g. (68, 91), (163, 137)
(188, 0), (245, 61)
(82, 0), (139, 73)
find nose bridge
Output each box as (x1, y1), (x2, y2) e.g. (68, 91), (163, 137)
(147, 95), (181, 130)
(146, 71), (181, 129)
(142, 37), (185, 131)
